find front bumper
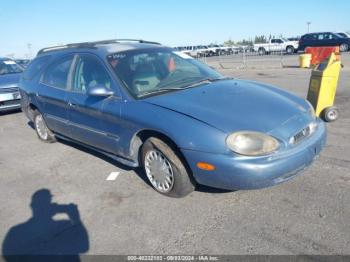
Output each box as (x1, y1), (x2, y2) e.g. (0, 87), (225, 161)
(0, 92), (21, 112)
(181, 119), (327, 190)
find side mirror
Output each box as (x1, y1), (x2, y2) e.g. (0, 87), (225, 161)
(87, 85), (114, 97)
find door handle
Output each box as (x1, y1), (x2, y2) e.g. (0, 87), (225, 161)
(68, 102), (77, 107)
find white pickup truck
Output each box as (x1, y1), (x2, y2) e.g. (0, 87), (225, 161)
(253, 38), (299, 55)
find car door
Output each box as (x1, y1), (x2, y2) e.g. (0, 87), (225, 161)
(317, 33), (329, 46)
(328, 33), (341, 46)
(276, 39), (284, 52)
(66, 53), (121, 153)
(39, 54), (74, 136)
(270, 39), (278, 52)
(303, 34), (316, 48)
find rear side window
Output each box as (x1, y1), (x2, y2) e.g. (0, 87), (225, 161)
(303, 34), (316, 40)
(23, 56), (51, 80)
(42, 55), (74, 89)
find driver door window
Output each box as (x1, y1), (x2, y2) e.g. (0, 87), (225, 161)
(72, 54), (112, 94)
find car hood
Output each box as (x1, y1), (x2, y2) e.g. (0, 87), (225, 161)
(143, 79), (313, 140)
(0, 73), (21, 89)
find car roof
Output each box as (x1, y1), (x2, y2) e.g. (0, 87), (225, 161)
(36, 39), (168, 58)
(303, 32), (335, 35)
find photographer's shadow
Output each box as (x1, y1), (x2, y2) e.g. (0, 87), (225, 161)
(2, 189), (89, 262)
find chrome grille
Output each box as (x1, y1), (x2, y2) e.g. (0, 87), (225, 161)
(0, 87), (19, 94)
(292, 126), (311, 144)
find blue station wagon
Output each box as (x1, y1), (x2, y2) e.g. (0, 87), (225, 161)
(20, 39), (327, 197)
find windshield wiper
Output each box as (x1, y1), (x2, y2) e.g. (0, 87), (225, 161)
(138, 87), (185, 98)
(137, 77), (233, 98)
(182, 76), (233, 89)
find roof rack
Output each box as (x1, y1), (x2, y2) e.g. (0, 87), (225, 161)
(37, 39), (161, 55)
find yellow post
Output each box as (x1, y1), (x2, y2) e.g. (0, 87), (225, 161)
(307, 53), (341, 122)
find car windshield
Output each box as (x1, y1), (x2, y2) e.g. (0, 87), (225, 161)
(107, 48), (223, 98)
(0, 60), (23, 75)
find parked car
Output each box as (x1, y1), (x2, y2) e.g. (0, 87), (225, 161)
(0, 58), (23, 112)
(207, 44), (222, 56)
(208, 44), (236, 55)
(15, 59), (31, 68)
(254, 38), (299, 55)
(299, 32), (350, 52)
(174, 45), (209, 57)
(20, 39), (326, 197)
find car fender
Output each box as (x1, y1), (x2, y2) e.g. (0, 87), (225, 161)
(120, 101), (230, 160)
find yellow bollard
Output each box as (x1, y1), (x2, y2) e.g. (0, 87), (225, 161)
(299, 54), (312, 68)
(307, 53), (341, 122)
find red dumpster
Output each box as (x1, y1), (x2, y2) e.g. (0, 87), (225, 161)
(305, 46), (340, 66)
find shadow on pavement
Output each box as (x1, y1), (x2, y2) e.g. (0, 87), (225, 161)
(2, 189), (89, 262)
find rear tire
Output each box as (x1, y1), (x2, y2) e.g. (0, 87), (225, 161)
(33, 110), (56, 143)
(141, 137), (195, 198)
(340, 43), (349, 52)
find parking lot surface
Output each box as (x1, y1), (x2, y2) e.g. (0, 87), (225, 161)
(1, 54), (350, 255)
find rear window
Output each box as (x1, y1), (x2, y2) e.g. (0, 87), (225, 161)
(23, 56), (51, 80)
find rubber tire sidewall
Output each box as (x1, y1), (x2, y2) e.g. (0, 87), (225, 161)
(259, 48), (266, 55)
(286, 46), (294, 54)
(33, 110), (56, 143)
(141, 137), (195, 198)
(340, 43), (349, 52)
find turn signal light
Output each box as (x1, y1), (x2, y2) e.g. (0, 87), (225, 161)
(197, 162), (215, 171)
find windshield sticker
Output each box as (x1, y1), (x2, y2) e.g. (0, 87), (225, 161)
(3, 60), (16, 65)
(173, 51), (193, 59)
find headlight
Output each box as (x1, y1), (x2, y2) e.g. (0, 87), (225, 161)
(226, 131), (279, 156)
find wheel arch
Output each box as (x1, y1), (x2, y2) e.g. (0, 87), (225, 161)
(130, 129), (181, 161)
(24, 101), (39, 122)
(130, 129), (195, 180)
(286, 45), (294, 50)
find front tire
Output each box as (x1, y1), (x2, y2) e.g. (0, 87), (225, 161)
(33, 110), (56, 143)
(141, 137), (195, 198)
(258, 48), (266, 55)
(286, 46), (294, 54)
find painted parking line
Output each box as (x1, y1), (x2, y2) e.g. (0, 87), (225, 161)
(106, 172), (120, 181)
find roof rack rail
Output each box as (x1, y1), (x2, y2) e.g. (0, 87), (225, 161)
(37, 39), (161, 55)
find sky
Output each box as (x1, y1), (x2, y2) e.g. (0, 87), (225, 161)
(1, 0), (349, 58)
